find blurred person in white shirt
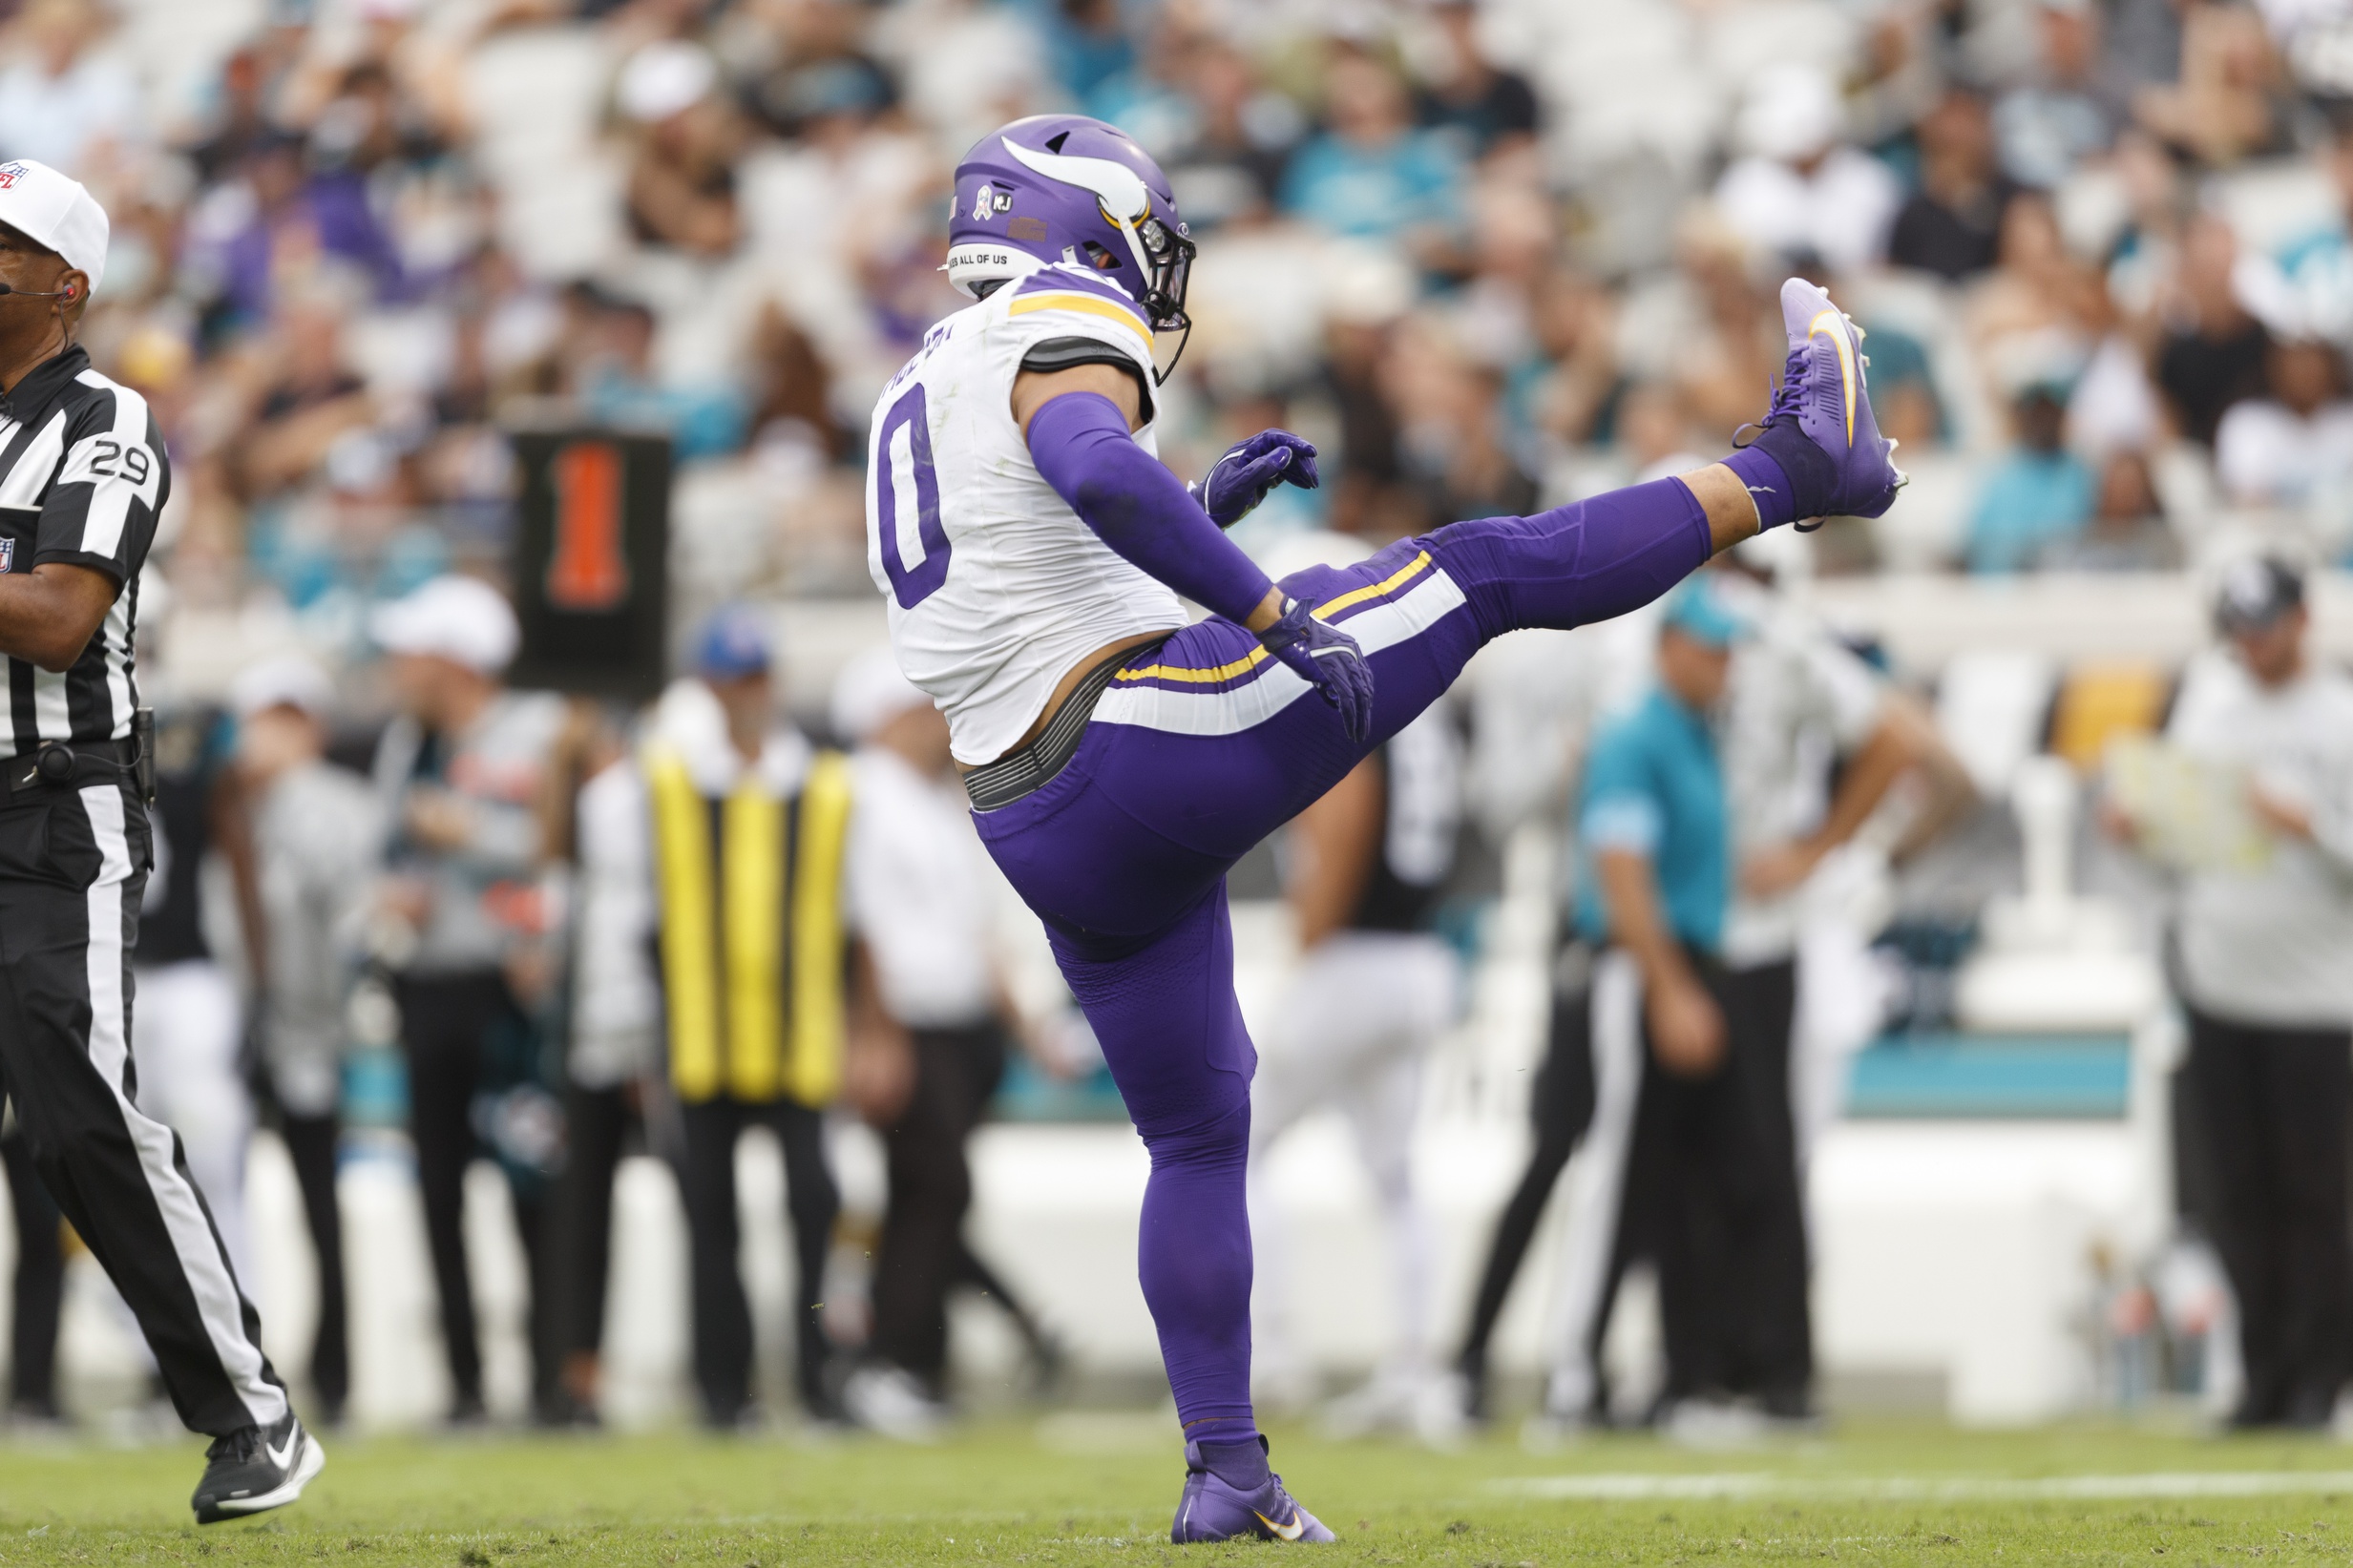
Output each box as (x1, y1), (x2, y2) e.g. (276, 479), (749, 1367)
(0, 0), (139, 178)
(1713, 65), (1902, 278)
(2108, 556), (2353, 1428)
(2213, 336), (2353, 508)
(230, 656), (387, 1429)
(368, 575), (570, 1425)
(1246, 699), (1467, 1440)
(830, 647), (1047, 1440)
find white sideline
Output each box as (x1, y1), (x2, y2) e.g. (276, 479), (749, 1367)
(1492, 1473), (2353, 1501)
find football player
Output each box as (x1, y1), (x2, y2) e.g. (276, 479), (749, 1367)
(865, 115), (1901, 1544)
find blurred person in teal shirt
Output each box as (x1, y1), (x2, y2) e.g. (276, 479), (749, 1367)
(1574, 596), (1735, 958)
(1519, 576), (1818, 1430)
(1964, 384), (2094, 573)
(1280, 50), (1463, 261)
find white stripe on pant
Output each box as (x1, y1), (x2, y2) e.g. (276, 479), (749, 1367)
(1536, 948), (1644, 1417)
(78, 784), (284, 1429)
(0, 783), (284, 1433)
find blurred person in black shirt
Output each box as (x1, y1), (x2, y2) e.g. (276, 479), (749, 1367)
(1414, 0), (1540, 161)
(2157, 211), (2271, 447)
(1163, 40), (1300, 234)
(1888, 90), (2019, 282)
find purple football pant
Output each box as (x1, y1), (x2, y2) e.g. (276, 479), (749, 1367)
(973, 478), (1712, 1443)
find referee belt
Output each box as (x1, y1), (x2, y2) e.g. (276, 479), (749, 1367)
(7, 738), (139, 797)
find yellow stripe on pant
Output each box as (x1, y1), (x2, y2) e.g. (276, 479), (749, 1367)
(646, 745), (851, 1108)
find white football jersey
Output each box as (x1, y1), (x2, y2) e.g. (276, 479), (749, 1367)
(865, 263), (1185, 766)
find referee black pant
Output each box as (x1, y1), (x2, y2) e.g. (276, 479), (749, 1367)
(678, 1096), (840, 1426)
(1456, 944), (1599, 1389)
(0, 781), (286, 1435)
(3, 1122), (63, 1417)
(2183, 1008), (2353, 1426)
(1462, 948), (1811, 1418)
(1637, 957), (1812, 1411)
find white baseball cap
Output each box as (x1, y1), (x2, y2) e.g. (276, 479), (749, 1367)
(0, 158), (108, 294)
(369, 575), (519, 674)
(618, 41), (717, 124)
(830, 644), (933, 742)
(231, 654), (337, 721)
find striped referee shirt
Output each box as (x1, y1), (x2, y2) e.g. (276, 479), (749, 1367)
(0, 344), (166, 760)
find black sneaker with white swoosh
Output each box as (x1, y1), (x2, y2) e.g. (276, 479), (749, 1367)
(192, 1411), (326, 1524)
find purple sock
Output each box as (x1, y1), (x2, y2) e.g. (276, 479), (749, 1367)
(1723, 445), (1798, 530)
(1724, 421), (1838, 530)
(1198, 1438), (1270, 1488)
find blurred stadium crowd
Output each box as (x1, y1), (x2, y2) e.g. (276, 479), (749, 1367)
(15, 0), (2353, 637)
(4, 0), (2353, 1443)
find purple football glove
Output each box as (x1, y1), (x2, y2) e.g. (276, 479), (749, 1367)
(1259, 596), (1374, 742)
(1190, 430), (1320, 529)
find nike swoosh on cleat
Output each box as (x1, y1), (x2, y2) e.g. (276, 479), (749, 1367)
(1255, 1509), (1306, 1541)
(263, 1432), (298, 1473)
(1807, 308), (1857, 449)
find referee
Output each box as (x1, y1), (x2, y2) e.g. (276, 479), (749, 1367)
(0, 160), (319, 1519)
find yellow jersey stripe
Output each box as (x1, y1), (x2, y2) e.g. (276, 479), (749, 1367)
(1109, 554), (1438, 686)
(1314, 551), (1434, 619)
(1116, 644), (1271, 684)
(1009, 292), (1152, 345)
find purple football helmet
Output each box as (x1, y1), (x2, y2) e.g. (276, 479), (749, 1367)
(945, 115), (1195, 346)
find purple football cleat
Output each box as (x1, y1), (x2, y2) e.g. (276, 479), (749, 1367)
(1171, 1438), (1336, 1544)
(1758, 277), (1905, 521)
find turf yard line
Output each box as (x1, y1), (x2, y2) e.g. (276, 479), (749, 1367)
(1492, 1470), (2353, 1499)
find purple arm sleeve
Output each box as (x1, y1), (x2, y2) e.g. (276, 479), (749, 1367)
(1025, 391), (1274, 626)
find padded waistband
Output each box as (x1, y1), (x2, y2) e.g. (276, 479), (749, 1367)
(964, 636), (1170, 813)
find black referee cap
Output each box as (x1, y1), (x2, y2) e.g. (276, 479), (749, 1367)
(2214, 555), (2304, 637)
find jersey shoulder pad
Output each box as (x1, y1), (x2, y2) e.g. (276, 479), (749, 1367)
(1001, 265), (1155, 361)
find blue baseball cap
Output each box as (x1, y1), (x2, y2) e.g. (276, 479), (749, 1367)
(693, 605), (773, 680)
(1659, 577), (1752, 651)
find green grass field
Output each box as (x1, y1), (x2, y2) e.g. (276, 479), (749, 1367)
(3, 1416), (2352, 1565)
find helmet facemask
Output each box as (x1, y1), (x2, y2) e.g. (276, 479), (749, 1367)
(1000, 134), (1197, 383)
